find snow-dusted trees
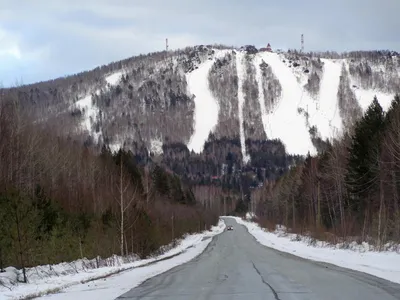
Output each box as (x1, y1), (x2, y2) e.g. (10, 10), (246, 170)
(259, 60), (281, 111)
(208, 52), (240, 138)
(242, 55), (266, 140)
(304, 71), (321, 98)
(337, 64), (362, 129)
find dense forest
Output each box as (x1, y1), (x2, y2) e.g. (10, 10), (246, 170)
(252, 94), (400, 248)
(0, 94), (220, 282)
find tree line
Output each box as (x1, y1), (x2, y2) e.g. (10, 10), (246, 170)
(253, 95), (400, 249)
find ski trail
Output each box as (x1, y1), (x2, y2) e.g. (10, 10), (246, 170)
(235, 52), (251, 164)
(187, 50), (230, 153)
(259, 52), (316, 155)
(319, 59), (342, 139)
(186, 59), (218, 153)
(254, 54), (271, 138)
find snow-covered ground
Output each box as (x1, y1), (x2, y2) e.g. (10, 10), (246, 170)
(235, 51), (251, 164)
(228, 216), (400, 284)
(259, 52), (316, 156)
(0, 220), (225, 300)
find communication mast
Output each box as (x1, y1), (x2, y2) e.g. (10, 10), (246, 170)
(301, 34), (304, 53)
(166, 38), (169, 52)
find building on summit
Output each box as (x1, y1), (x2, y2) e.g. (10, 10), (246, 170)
(259, 43), (273, 52)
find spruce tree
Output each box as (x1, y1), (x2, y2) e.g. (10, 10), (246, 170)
(345, 97), (385, 217)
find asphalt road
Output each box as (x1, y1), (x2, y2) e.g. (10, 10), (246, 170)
(117, 217), (400, 300)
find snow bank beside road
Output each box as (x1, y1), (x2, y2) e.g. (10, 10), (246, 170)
(0, 220), (225, 300)
(228, 216), (400, 285)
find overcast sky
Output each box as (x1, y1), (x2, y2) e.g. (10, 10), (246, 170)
(0, 0), (398, 87)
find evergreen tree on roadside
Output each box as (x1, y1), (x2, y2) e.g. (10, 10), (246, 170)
(345, 96), (385, 219)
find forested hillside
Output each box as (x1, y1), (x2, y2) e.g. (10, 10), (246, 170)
(0, 95), (219, 282)
(252, 94), (400, 248)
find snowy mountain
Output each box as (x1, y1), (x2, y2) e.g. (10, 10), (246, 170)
(4, 46), (400, 160)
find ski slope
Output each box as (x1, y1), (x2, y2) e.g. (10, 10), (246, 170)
(236, 52), (251, 164)
(99, 50), (398, 157)
(186, 50), (231, 153)
(105, 50), (396, 157)
(316, 59), (342, 139)
(186, 59), (219, 153)
(184, 50), (398, 156)
(259, 52), (316, 155)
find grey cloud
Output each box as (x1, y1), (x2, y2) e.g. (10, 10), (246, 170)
(0, 0), (398, 85)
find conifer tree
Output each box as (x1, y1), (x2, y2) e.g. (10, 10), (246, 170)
(345, 97), (385, 224)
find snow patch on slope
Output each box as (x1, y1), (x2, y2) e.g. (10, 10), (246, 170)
(259, 52), (316, 155)
(354, 88), (394, 112)
(105, 71), (124, 86)
(108, 143), (122, 153)
(150, 139), (163, 155)
(74, 92), (101, 142)
(229, 217), (400, 285)
(236, 51), (251, 164)
(343, 61), (395, 113)
(72, 70), (126, 142)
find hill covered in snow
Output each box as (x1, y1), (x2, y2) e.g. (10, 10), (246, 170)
(2, 45), (399, 164)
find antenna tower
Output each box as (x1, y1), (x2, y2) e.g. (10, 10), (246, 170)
(301, 34), (304, 53)
(166, 38), (169, 52)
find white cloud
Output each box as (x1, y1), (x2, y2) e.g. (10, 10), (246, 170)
(0, 28), (22, 59)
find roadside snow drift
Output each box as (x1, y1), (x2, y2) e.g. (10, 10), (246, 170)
(0, 221), (225, 300)
(229, 217), (400, 285)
